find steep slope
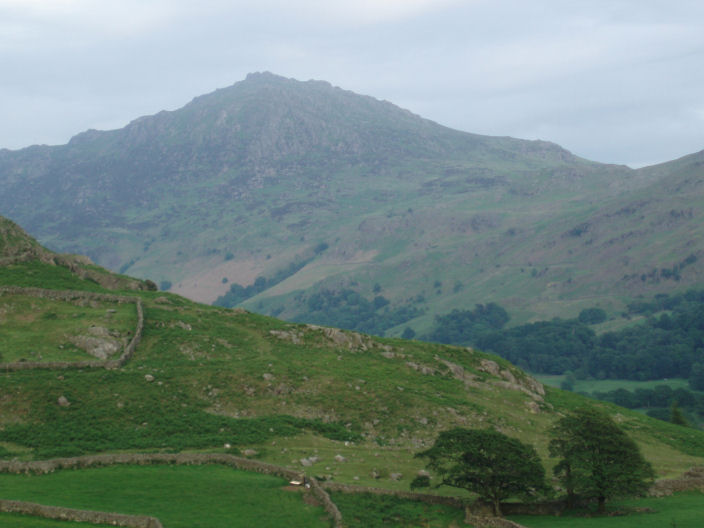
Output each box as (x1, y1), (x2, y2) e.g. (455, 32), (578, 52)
(0, 215), (151, 291)
(1, 218), (703, 484)
(1, 72), (700, 331)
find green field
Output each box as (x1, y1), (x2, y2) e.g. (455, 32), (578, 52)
(0, 465), (328, 528)
(0, 293), (136, 363)
(535, 375), (692, 393)
(510, 491), (704, 528)
(331, 491), (464, 527)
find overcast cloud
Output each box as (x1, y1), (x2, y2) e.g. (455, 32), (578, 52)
(1, 0), (703, 167)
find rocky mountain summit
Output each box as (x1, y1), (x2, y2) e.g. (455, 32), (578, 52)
(0, 73), (702, 330)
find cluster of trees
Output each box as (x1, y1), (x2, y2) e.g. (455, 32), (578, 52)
(214, 259), (313, 308)
(586, 385), (704, 426)
(292, 288), (424, 336)
(590, 384), (703, 410)
(428, 288), (704, 383)
(424, 303), (509, 344)
(413, 408), (654, 516)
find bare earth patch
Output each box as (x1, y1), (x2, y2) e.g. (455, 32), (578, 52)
(172, 258), (266, 304)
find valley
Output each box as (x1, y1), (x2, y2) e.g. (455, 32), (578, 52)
(1, 73), (703, 526)
(1, 217), (703, 526)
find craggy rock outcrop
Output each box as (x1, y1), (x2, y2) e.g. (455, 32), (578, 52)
(307, 325), (373, 351)
(477, 359), (545, 402)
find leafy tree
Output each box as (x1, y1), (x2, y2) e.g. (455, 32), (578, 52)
(670, 401), (690, 427)
(427, 303), (509, 345)
(401, 326), (416, 340)
(578, 307), (607, 324)
(560, 372), (576, 391)
(415, 428), (547, 516)
(690, 362), (704, 391)
(549, 408), (654, 513)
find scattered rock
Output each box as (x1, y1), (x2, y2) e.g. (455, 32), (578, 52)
(144, 374), (155, 382)
(334, 454), (346, 463)
(300, 456), (319, 467)
(262, 373), (274, 381)
(269, 329), (303, 344)
(406, 361), (436, 375)
(390, 472), (403, 481)
(243, 449), (258, 457)
(439, 359), (481, 388)
(478, 359), (501, 377)
(68, 332), (122, 360)
(525, 401), (541, 414)
(309, 325), (371, 351)
(499, 368), (517, 384)
(57, 395), (70, 407)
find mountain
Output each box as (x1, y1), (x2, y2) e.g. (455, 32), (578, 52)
(1, 214), (703, 483)
(0, 72), (701, 334)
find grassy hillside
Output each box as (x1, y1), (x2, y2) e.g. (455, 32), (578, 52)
(1, 241), (703, 482)
(1, 218), (704, 527)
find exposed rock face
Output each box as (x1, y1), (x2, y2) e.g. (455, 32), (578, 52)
(307, 325), (372, 351)
(269, 329), (304, 344)
(68, 328), (123, 360)
(478, 359), (545, 402)
(438, 358), (482, 388)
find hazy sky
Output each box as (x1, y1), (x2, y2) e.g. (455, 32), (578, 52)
(2, 0), (703, 167)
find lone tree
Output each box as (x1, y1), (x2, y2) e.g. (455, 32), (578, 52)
(414, 428), (547, 516)
(549, 407), (655, 513)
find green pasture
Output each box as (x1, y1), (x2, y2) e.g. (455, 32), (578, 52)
(0, 293), (135, 363)
(331, 491), (464, 527)
(535, 375), (692, 394)
(0, 464), (329, 528)
(510, 491), (704, 528)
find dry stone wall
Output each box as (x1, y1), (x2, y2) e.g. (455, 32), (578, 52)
(649, 466), (704, 496)
(0, 286), (143, 371)
(0, 499), (163, 528)
(308, 478), (343, 528)
(322, 481), (465, 508)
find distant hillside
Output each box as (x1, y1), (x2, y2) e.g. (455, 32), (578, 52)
(1, 72), (702, 333)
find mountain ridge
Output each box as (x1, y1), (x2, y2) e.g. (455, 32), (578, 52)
(0, 72), (701, 330)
